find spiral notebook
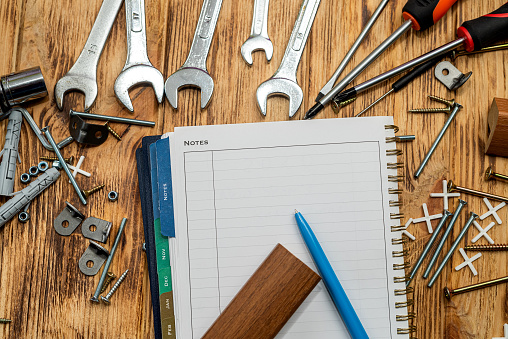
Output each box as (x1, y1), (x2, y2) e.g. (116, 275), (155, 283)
(167, 117), (413, 338)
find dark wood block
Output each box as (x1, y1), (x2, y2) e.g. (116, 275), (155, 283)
(486, 97), (508, 157)
(201, 243), (321, 339)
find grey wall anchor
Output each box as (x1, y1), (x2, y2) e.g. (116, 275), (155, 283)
(79, 241), (110, 276)
(81, 217), (112, 243)
(0, 108), (22, 196)
(0, 167), (60, 229)
(54, 202), (86, 236)
(434, 61), (472, 90)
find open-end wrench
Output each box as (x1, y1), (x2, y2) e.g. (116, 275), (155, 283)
(256, 0), (321, 117)
(164, 0), (223, 109)
(114, 0), (164, 112)
(240, 0), (273, 65)
(54, 0), (124, 111)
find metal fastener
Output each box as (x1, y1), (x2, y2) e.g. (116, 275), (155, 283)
(28, 166), (39, 177)
(423, 200), (467, 279)
(69, 110), (155, 127)
(484, 166), (508, 183)
(42, 127), (87, 205)
(444, 275), (508, 299)
(428, 95), (456, 107)
(108, 191), (118, 202)
(408, 107), (452, 114)
(428, 211), (478, 287)
(451, 43), (508, 61)
(100, 269), (129, 304)
(331, 97), (357, 114)
(0, 319), (11, 324)
(37, 161), (49, 172)
(104, 122), (121, 141)
(18, 211), (30, 223)
(40, 155), (74, 163)
(100, 272), (116, 294)
(448, 180), (508, 203)
(91, 218), (128, 302)
(414, 103), (462, 179)
(20, 173), (31, 184)
(82, 184), (105, 199)
(465, 244), (508, 251)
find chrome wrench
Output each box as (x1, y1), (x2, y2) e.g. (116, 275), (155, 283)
(240, 0), (273, 65)
(164, 0), (223, 109)
(256, 0), (321, 117)
(55, 0), (124, 111)
(114, 0), (164, 112)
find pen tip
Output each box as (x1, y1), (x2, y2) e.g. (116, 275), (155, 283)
(294, 209), (299, 214)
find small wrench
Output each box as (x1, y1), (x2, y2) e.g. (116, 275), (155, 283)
(164, 0), (223, 109)
(114, 0), (164, 112)
(256, 0), (321, 117)
(240, 0), (273, 65)
(54, 0), (124, 111)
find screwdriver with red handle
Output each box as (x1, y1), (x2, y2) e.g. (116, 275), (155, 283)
(331, 3), (508, 108)
(304, 0), (459, 120)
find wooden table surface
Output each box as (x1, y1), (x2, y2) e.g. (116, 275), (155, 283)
(1, 0), (507, 338)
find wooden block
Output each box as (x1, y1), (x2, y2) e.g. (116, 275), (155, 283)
(486, 98), (508, 157)
(201, 244), (321, 339)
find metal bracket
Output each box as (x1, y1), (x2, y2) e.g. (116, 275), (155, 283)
(69, 114), (109, 146)
(434, 61), (472, 90)
(78, 241), (110, 276)
(82, 217), (112, 243)
(54, 201), (85, 236)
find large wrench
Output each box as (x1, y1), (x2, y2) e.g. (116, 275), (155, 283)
(114, 0), (164, 112)
(55, 0), (124, 111)
(240, 0), (273, 65)
(164, 0), (223, 109)
(256, 0), (321, 117)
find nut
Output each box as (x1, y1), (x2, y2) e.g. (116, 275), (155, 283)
(20, 173), (31, 184)
(108, 191), (118, 202)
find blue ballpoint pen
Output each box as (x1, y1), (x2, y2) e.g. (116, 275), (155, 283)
(294, 210), (369, 339)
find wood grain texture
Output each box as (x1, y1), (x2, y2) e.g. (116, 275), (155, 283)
(0, 0), (507, 338)
(202, 244), (321, 339)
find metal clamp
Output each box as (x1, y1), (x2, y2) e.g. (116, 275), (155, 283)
(69, 114), (109, 146)
(434, 61), (472, 90)
(79, 241), (110, 276)
(82, 217), (112, 243)
(54, 201), (85, 236)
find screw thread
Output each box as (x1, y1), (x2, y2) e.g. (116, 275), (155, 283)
(100, 272), (116, 294)
(408, 107), (451, 113)
(465, 244), (508, 251)
(40, 155), (73, 163)
(428, 95), (455, 107)
(331, 97), (357, 114)
(105, 269), (129, 299)
(82, 184), (105, 199)
(0, 319), (11, 324)
(105, 122), (122, 141)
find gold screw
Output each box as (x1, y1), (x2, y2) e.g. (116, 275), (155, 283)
(484, 166), (508, 183)
(465, 244), (508, 251)
(81, 184), (105, 199)
(428, 95), (456, 107)
(331, 97), (357, 114)
(40, 155), (74, 164)
(0, 319), (11, 324)
(408, 107), (451, 113)
(100, 272), (116, 294)
(104, 122), (121, 141)
(444, 275), (508, 299)
(447, 180), (508, 203)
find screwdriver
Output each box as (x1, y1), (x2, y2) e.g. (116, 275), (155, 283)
(305, 0), (459, 120)
(332, 3), (508, 109)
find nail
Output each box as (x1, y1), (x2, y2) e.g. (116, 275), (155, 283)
(70, 110), (155, 127)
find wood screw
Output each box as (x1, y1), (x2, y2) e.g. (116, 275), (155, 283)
(448, 180), (508, 203)
(100, 272), (116, 294)
(40, 155), (74, 164)
(444, 275), (508, 299)
(428, 95), (456, 107)
(465, 244), (508, 251)
(484, 166), (508, 183)
(331, 97), (356, 114)
(101, 269), (129, 305)
(81, 184), (105, 199)
(408, 107), (451, 113)
(104, 122), (122, 141)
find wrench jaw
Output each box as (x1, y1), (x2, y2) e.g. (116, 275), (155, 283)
(240, 36), (274, 65)
(114, 65), (165, 112)
(54, 75), (98, 112)
(256, 78), (303, 118)
(164, 68), (214, 110)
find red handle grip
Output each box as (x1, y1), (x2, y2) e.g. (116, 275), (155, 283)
(402, 0), (459, 31)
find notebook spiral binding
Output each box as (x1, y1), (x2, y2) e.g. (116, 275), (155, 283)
(385, 125), (416, 338)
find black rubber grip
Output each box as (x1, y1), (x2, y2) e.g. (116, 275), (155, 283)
(402, 0), (458, 31)
(392, 54), (446, 92)
(458, 3), (508, 52)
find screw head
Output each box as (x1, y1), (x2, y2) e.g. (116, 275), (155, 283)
(443, 287), (452, 300)
(107, 272), (116, 279)
(100, 296), (110, 305)
(447, 180), (456, 192)
(485, 166), (493, 181)
(90, 296), (100, 303)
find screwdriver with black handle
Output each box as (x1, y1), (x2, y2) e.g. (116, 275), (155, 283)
(332, 3), (508, 109)
(305, 0), (459, 120)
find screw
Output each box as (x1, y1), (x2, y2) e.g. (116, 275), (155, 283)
(444, 275), (508, 299)
(428, 95), (456, 107)
(448, 180), (508, 203)
(104, 122), (122, 141)
(423, 200), (467, 279)
(91, 218), (128, 302)
(451, 42), (508, 61)
(414, 103), (462, 178)
(465, 244), (508, 251)
(408, 107), (452, 114)
(100, 272), (116, 294)
(485, 166), (508, 183)
(428, 211), (479, 288)
(70, 110), (155, 127)
(0, 319), (11, 324)
(40, 155), (74, 164)
(42, 127), (87, 205)
(331, 97), (357, 114)
(100, 269), (129, 304)
(81, 184), (105, 199)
